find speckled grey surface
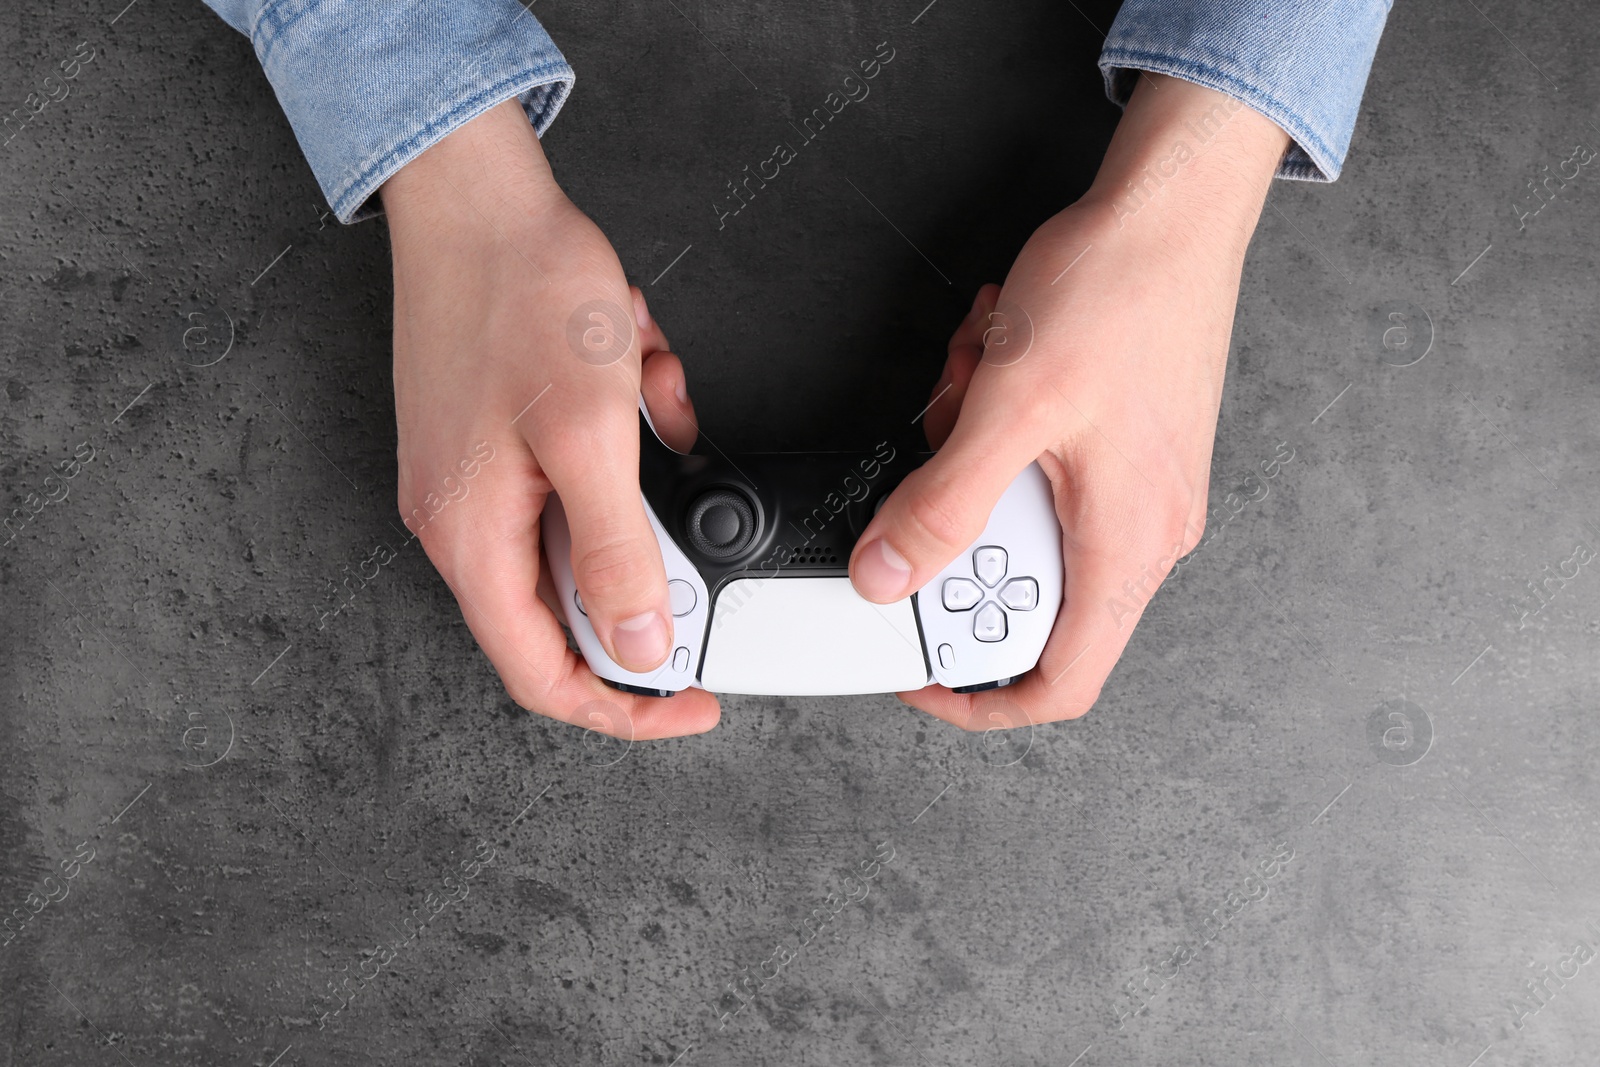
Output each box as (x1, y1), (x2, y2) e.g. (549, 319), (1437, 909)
(4, 1), (1600, 1065)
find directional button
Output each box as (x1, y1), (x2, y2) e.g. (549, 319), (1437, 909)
(999, 577), (1039, 611)
(973, 602), (1007, 643)
(942, 577), (983, 611)
(973, 546), (1007, 588)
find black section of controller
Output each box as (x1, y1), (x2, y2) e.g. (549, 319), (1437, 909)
(638, 412), (928, 601)
(607, 679), (676, 698)
(951, 677), (1018, 694)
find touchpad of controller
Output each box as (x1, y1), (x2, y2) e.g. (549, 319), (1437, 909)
(699, 578), (928, 695)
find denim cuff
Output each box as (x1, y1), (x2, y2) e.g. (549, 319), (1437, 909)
(246, 0), (574, 222)
(1099, 0), (1391, 182)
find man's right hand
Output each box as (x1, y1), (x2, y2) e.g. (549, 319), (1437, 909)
(381, 99), (718, 739)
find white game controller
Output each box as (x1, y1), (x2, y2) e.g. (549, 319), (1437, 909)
(542, 404), (1063, 696)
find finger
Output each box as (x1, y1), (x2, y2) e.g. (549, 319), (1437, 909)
(897, 678), (1065, 732)
(641, 350), (700, 454)
(526, 396), (675, 673)
(631, 286), (670, 355)
(850, 364), (1061, 604)
(533, 547), (564, 621)
(632, 286), (699, 452)
(409, 457), (721, 738)
(924, 284), (999, 449)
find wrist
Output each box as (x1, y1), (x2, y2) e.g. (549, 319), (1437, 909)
(380, 99), (569, 240)
(1081, 73), (1290, 257)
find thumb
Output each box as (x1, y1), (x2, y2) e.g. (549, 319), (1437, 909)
(850, 426), (1038, 604)
(532, 401), (672, 673)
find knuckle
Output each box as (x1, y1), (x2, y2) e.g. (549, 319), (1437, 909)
(968, 699), (1034, 732)
(900, 485), (975, 555)
(536, 385), (634, 447)
(1154, 497), (1205, 570)
(1011, 386), (1065, 439)
(398, 498), (442, 555)
(1041, 688), (1099, 722)
(397, 493), (426, 527)
(579, 702), (636, 739)
(502, 676), (541, 713)
(497, 662), (559, 715)
(539, 417), (620, 475)
(1061, 689), (1100, 719)
(571, 535), (650, 605)
(1177, 516), (1205, 558)
(503, 679), (561, 720)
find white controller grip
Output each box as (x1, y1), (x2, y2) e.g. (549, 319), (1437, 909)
(913, 462), (1063, 691)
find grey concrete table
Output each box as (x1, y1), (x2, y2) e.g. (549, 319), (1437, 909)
(3, 1), (1598, 1065)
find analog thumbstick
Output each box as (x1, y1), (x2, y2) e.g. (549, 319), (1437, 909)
(686, 489), (757, 558)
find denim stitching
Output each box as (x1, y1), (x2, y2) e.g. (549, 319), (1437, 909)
(252, 0), (324, 67)
(1099, 47), (1341, 175)
(1100, 48), (1338, 164)
(329, 66), (573, 220)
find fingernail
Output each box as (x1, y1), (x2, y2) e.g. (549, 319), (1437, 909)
(633, 291), (650, 332)
(674, 373), (687, 403)
(854, 539), (913, 601)
(612, 610), (670, 670)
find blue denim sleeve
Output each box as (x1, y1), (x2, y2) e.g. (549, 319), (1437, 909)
(1099, 0), (1391, 182)
(202, 0), (574, 222)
